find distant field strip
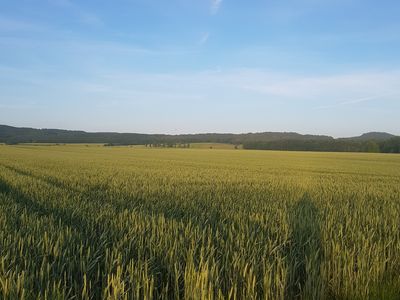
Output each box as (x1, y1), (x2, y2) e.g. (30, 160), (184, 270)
(0, 145), (400, 299)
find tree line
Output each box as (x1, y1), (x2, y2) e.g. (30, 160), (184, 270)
(1, 125), (399, 153)
(243, 137), (400, 153)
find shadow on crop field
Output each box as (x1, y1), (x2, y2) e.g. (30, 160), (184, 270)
(0, 163), (82, 194)
(286, 193), (325, 299)
(0, 176), (95, 235)
(1, 162), (225, 229)
(0, 172), (223, 299)
(0, 175), (117, 297)
(1, 163), (281, 298)
(0, 176), (11, 194)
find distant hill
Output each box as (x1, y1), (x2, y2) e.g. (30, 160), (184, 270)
(0, 125), (332, 145)
(1, 125), (398, 153)
(345, 132), (396, 141)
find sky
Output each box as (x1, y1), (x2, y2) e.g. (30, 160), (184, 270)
(0, 0), (399, 137)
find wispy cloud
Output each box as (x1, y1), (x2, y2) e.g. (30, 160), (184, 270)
(0, 16), (44, 32)
(0, 35), (196, 58)
(0, 103), (36, 110)
(239, 71), (400, 101)
(2, 66), (400, 135)
(3, 64), (399, 106)
(78, 12), (103, 27)
(315, 93), (398, 109)
(211, 0), (223, 14)
(48, 0), (103, 26)
(198, 32), (210, 45)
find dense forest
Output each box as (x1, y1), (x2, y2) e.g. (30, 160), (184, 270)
(0, 125), (332, 145)
(243, 138), (400, 153)
(1, 125), (399, 153)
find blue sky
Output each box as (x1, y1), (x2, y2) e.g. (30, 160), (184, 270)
(0, 0), (399, 137)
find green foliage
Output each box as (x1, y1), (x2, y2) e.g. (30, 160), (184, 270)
(380, 137), (400, 153)
(1, 125), (398, 153)
(0, 125), (333, 145)
(0, 145), (400, 299)
(243, 138), (400, 153)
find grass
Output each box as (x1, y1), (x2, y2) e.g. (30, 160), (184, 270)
(0, 144), (399, 299)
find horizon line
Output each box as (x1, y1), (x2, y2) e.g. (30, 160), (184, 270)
(1, 124), (398, 140)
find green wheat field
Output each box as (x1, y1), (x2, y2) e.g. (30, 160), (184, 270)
(0, 144), (399, 299)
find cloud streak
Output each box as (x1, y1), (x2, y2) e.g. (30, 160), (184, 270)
(3, 64), (399, 106)
(2, 66), (400, 135)
(315, 93), (399, 109)
(198, 32), (210, 45)
(0, 16), (44, 32)
(48, 0), (103, 26)
(211, 0), (223, 14)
